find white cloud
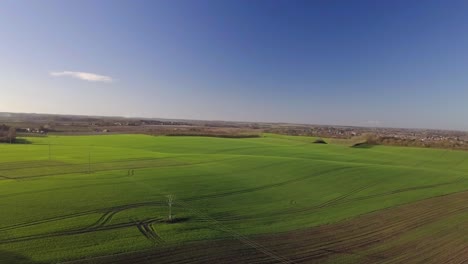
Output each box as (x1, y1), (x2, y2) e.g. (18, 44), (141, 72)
(50, 71), (113, 83)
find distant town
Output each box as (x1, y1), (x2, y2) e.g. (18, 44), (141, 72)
(1, 112), (467, 150)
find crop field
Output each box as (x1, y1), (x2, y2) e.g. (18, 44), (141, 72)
(1, 134), (468, 263)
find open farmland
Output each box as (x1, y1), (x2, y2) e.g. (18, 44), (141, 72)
(1, 134), (468, 263)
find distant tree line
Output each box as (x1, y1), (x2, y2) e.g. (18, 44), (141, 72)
(0, 124), (16, 143)
(146, 126), (262, 138)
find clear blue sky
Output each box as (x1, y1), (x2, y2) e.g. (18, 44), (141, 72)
(1, 0), (468, 130)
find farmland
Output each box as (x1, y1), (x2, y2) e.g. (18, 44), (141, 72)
(1, 134), (468, 263)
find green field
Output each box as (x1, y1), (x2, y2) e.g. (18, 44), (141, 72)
(1, 134), (468, 263)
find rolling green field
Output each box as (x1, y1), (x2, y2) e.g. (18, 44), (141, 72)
(1, 134), (468, 263)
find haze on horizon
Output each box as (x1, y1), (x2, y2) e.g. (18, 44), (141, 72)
(1, 0), (468, 131)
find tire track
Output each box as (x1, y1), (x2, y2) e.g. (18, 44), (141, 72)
(67, 191), (468, 264)
(133, 218), (164, 244)
(0, 155), (238, 181)
(0, 201), (165, 232)
(177, 200), (294, 264)
(0, 221), (134, 244)
(0, 174), (14, 180)
(84, 210), (119, 230)
(0, 160), (71, 171)
(0, 159), (188, 180)
(305, 181), (379, 209)
(209, 180), (379, 222)
(341, 177), (467, 204)
(289, 177), (466, 215)
(0, 217), (165, 244)
(1, 166), (352, 233)
(183, 166), (353, 202)
(211, 177), (467, 222)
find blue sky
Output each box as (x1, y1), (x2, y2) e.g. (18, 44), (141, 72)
(1, 0), (468, 130)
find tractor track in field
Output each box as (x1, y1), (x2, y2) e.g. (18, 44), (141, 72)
(0, 158), (189, 180)
(63, 190), (468, 264)
(360, 224), (467, 264)
(183, 166), (353, 202)
(82, 202), (165, 231)
(0, 163), (345, 233)
(0, 155), (235, 173)
(210, 177), (468, 222)
(0, 174), (14, 180)
(0, 210), (98, 232)
(175, 200), (295, 264)
(83, 210), (119, 230)
(0, 201), (168, 244)
(0, 155), (240, 181)
(2, 174), (465, 235)
(60, 191), (468, 264)
(0, 201), (165, 232)
(205, 180), (381, 222)
(0, 216), (166, 244)
(2, 169), (466, 250)
(336, 176), (467, 204)
(0, 221), (142, 244)
(301, 181), (379, 209)
(133, 218), (164, 244)
(218, 191), (468, 262)
(283, 202), (468, 262)
(0, 160), (72, 171)
(286, 176), (467, 215)
(208, 182), (372, 221)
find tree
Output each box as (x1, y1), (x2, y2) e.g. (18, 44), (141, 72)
(363, 133), (380, 145)
(7, 127), (16, 143)
(0, 125), (15, 143)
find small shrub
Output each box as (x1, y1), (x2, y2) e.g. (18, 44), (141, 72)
(313, 138), (327, 144)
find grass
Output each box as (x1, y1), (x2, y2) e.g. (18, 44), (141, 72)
(0, 134), (468, 263)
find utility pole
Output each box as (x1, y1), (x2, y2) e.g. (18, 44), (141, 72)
(88, 146), (91, 174)
(167, 195), (174, 221)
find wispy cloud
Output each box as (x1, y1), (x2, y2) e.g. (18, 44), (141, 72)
(364, 120), (382, 127)
(50, 71), (113, 83)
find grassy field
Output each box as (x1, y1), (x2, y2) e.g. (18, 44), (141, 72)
(1, 133), (468, 263)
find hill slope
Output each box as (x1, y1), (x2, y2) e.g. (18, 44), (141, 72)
(0, 134), (467, 263)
